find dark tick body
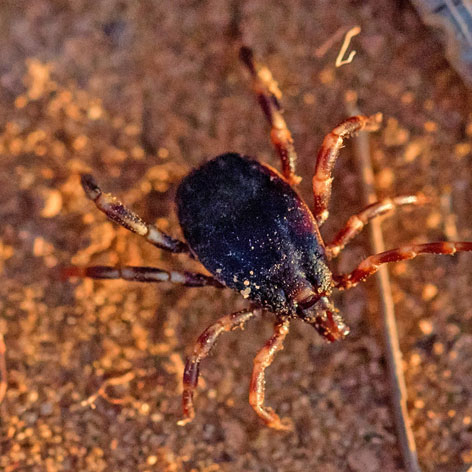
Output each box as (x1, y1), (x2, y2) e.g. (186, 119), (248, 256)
(177, 153), (331, 317)
(70, 47), (472, 430)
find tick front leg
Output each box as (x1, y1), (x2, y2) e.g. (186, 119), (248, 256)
(240, 47), (301, 185)
(249, 319), (292, 431)
(335, 241), (472, 290)
(313, 114), (383, 226)
(178, 308), (259, 426)
(81, 174), (190, 254)
(65, 265), (223, 287)
(326, 194), (428, 259)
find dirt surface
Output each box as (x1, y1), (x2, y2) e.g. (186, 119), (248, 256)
(1, 1), (472, 471)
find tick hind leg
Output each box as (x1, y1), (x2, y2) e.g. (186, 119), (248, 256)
(64, 265), (223, 287)
(178, 308), (259, 426)
(335, 241), (472, 290)
(326, 195), (428, 259)
(313, 114), (383, 226)
(249, 319), (292, 431)
(240, 47), (301, 185)
(81, 174), (190, 254)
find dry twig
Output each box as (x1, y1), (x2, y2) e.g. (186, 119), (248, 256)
(346, 92), (422, 472)
(336, 26), (361, 67)
(0, 332), (6, 405)
(315, 26), (349, 58)
(81, 371), (136, 408)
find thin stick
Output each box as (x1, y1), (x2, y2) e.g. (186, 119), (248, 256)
(81, 371), (136, 408)
(335, 26), (361, 67)
(346, 93), (422, 472)
(0, 333), (6, 404)
(315, 26), (349, 58)
(440, 191), (458, 241)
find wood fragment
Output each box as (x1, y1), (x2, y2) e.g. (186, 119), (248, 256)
(336, 26), (361, 67)
(315, 26), (349, 58)
(346, 93), (422, 472)
(81, 371), (136, 408)
(440, 191), (459, 240)
(0, 333), (6, 405)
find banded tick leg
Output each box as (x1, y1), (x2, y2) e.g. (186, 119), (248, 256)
(240, 46), (301, 185)
(81, 174), (190, 254)
(335, 241), (472, 290)
(178, 308), (259, 426)
(249, 319), (292, 431)
(64, 265), (223, 287)
(313, 113), (383, 226)
(326, 194), (428, 259)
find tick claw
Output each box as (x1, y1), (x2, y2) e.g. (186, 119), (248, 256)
(269, 416), (294, 432)
(177, 417), (193, 427)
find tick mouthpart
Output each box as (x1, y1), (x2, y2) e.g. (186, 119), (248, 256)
(301, 296), (350, 343)
(81, 174), (101, 201)
(239, 46), (256, 73)
(295, 291), (319, 311)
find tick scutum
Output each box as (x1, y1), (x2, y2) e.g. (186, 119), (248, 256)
(176, 153), (332, 315)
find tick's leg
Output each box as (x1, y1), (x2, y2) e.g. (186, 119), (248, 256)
(249, 319), (292, 431)
(178, 308), (259, 425)
(335, 241), (472, 290)
(64, 265), (223, 287)
(326, 194), (428, 259)
(81, 174), (190, 254)
(240, 47), (301, 185)
(313, 114), (383, 226)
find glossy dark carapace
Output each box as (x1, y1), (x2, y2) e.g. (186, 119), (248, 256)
(70, 47), (472, 431)
(177, 153), (334, 319)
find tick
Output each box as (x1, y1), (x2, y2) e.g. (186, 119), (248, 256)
(70, 47), (472, 430)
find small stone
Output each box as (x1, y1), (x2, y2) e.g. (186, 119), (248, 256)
(40, 189), (63, 218)
(347, 447), (380, 472)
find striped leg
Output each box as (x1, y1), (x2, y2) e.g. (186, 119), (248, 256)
(81, 174), (190, 254)
(65, 265), (223, 287)
(313, 114), (383, 226)
(326, 195), (428, 259)
(249, 319), (292, 431)
(178, 308), (259, 426)
(335, 241), (472, 290)
(240, 47), (301, 185)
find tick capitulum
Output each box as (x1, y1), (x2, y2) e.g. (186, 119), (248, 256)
(69, 46), (472, 431)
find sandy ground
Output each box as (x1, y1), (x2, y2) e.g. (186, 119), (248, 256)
(0, 1), (472, 471)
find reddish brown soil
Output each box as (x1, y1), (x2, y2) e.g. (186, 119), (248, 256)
(1, 1), (471, 471)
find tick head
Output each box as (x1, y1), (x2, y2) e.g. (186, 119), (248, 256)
(297, 295), (350, 342)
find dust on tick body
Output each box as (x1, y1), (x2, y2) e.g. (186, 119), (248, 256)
(176, 153), (332, 318)
(70, 47), (472, 431)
